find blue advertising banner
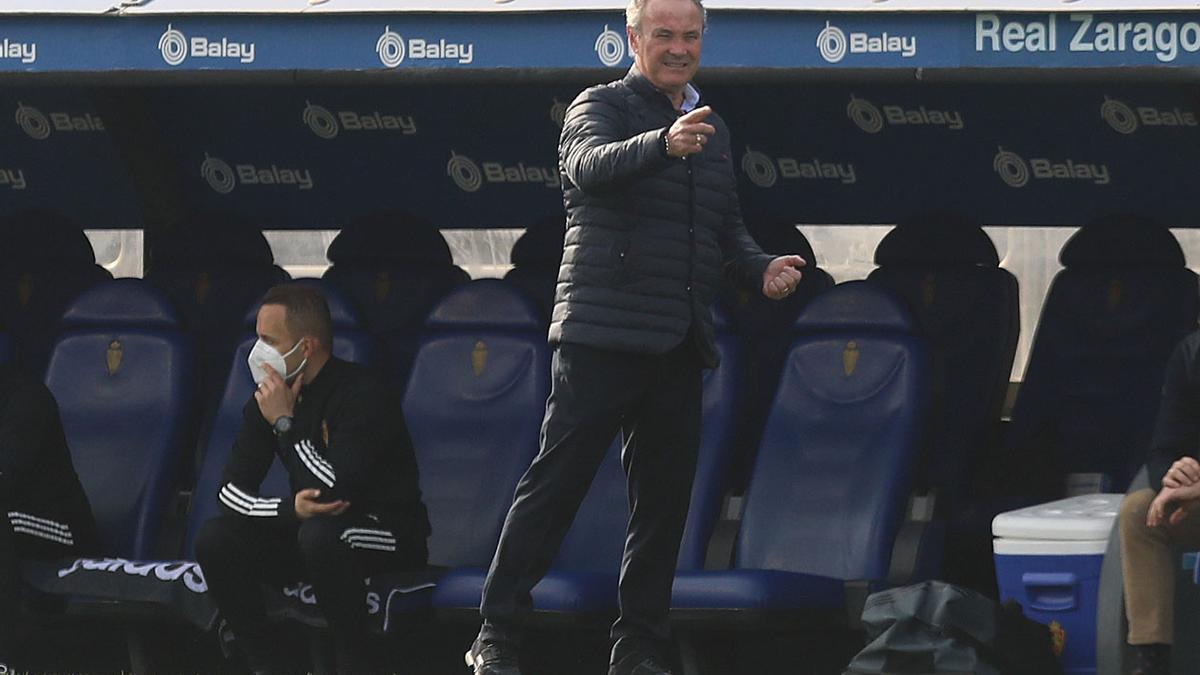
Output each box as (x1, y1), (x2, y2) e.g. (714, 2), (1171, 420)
(716, 81), (1198, 225)
(2, 81), (1198, 229)
(7, 11), (1200, 72)
(147, 84), (575, 228)
(127, 80), (1198, 228)
(0, 89), (143, 227)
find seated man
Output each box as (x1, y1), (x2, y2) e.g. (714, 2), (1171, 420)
(195, 284), (430, 675)
(1120, 329), (1200, 675)
(0, 363), (101, 666)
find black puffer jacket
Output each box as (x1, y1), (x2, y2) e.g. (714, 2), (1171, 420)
(551, 66), (772, 368)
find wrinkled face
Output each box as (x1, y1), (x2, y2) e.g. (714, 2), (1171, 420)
(628, 0), (704, 98)
(255, 303), (308, 375)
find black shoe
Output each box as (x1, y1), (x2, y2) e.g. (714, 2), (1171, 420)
(608, 652), (674, 675)
(465, 637), (522, 675)
(1131, 643), (1171, 675)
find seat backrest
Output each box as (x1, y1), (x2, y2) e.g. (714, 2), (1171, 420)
(45, 279), (195, 558)
(144, 214), (289, 406)
(736, 281), (930, 582)
(677, 305), (744, 570)
(185, 280), (381, 555)
(284, 278), (379, 365)
(551, 437), (626, 573)
(0, 210), (112, 375)
(553, 304), (745, 573)
(503, 214), (566, 323)
(403, 280), (549, 568)
(1006, 217), (1199, 494)
(868, 216), (1019, 508)
(717, 224), (834, 490)
(719, 223), (834, 341)
(322, 212), (467, 387)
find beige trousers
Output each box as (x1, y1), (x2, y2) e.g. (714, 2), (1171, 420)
(1119, 488), (1200, 645)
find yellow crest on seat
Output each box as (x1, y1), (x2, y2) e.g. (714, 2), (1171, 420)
(375, 272), (391, 304)
(472, 340), (488, 377)
(843, 340), (859, 376)
(106, 340), (123, 376)
(195, 271), (212, 305)
(1107, 279), (1122, 312)
(922, 273), (937, 307)
(17, 273), (32, 308)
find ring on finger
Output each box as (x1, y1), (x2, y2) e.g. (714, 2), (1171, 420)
(695, 133), (703, 144)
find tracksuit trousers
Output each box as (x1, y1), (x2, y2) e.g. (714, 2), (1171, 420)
(195, 512), (425, 673)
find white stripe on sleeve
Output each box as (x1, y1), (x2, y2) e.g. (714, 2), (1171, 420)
(294, 441), (335, 488)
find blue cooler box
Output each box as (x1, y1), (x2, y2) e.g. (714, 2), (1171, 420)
(992, 494), (1123, 675)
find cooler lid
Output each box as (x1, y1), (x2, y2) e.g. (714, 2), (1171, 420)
(993, 538), (1109, 556)
(992, 494), (1124, 541)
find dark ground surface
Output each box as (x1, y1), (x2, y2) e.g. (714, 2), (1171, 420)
(10, 614), (865, 675)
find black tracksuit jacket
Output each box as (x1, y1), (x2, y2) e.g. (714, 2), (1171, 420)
(216, 357), (430, 543)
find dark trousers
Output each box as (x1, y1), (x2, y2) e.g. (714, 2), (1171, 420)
(0, 497), (86, 665)
(195, 513), (425, 673)
(479, 338), (703, 659)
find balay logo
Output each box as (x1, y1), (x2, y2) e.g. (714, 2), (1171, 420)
(159, 24), (256, 66)
(201, 153), (314, 194)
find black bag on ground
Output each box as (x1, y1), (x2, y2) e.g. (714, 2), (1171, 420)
(844, 580), (1064, 675)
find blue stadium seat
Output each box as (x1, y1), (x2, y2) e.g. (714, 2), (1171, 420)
(186, 279), (381, 554)
(0, 211), (112, 375)
(867, 215), (1019, 511)
(45, 279), (195, 558)
(322, 212), (468, 390)
(409, 281), (549, 588)
(144, 212), (289, 410)
(503, 214), (566, 323)
(679, 305), (745, 572)
(1004, 216), (1198, 496)
(432, 303), (745, 619)
(671, 281), (931, 624)
(717, 223), (833, 490)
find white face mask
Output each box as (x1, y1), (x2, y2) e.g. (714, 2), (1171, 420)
(247, 338), (307, 386)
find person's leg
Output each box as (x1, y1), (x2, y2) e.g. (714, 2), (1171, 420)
(296, 513), (426, 675)
(478, 344), (644, 649)
(610, 340), (703, 673)
(1120, 488), (1200, 674)
(0, 498), (80, 668)
(0, 498), (21, 664)
(1122, 489), (1180, 645)
(194, 516), (298, 672)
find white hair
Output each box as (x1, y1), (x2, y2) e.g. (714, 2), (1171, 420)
(626, 0), (707, 34)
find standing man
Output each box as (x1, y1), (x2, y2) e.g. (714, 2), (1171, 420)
(468, 1), (806, 673)
(195, 285), (430, 675)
